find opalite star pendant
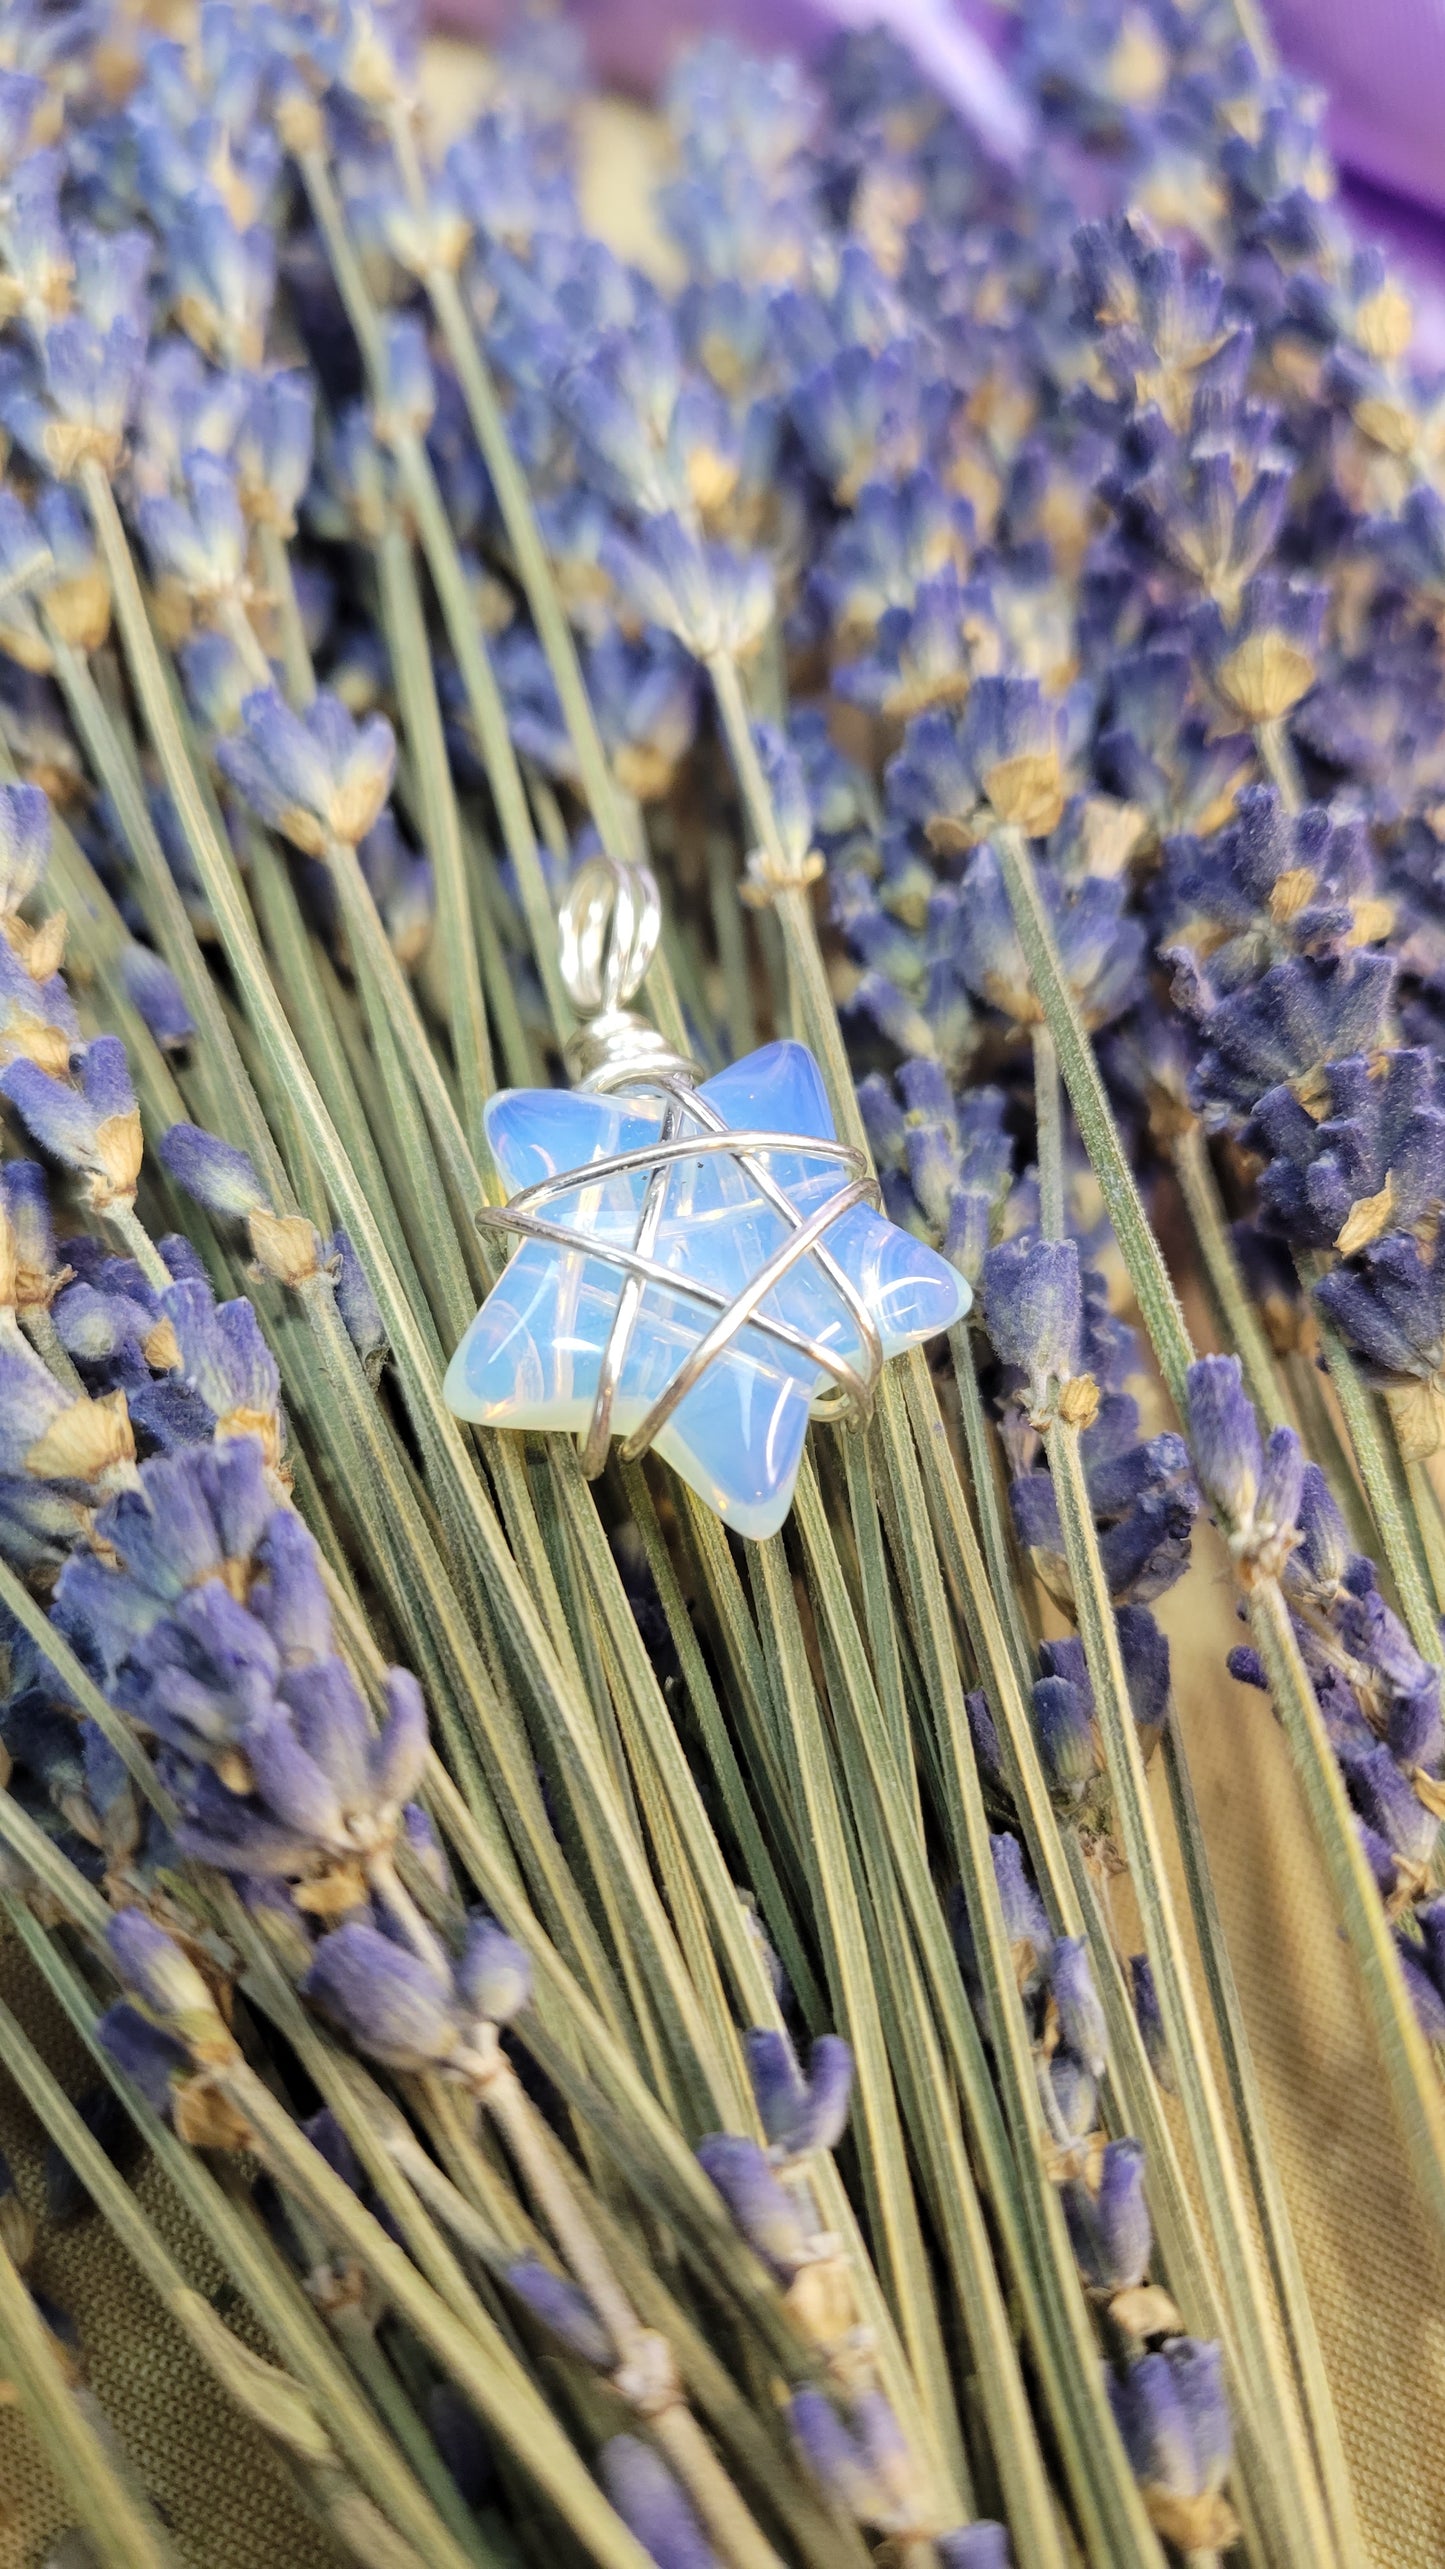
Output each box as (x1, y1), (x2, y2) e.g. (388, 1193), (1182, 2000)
(444, 859), (970, 1540)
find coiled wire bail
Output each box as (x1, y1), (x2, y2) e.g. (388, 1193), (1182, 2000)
(558, 855), (698, 1092)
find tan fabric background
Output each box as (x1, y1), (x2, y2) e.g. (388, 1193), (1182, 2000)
(0, 1934), (333, 2568)
(2, 45), (1441, 2566)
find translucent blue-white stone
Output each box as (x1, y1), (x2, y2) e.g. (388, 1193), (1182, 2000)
(445, 1040), (970, 1538)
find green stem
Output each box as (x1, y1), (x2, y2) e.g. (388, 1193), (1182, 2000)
(289, 143), (580, 1041)
(791, 1466), (1070, 2569)
(992, 824), (1445, 2205)
(1247, 1574), (1445, 2231)
(0, 1992), (406, 2569)
(947, 1325), (1034, 1694)
(1173, 1121), (1290, 1434)
(706, 649), (863, 1150)
(373, 517), (514, 1135)
(1049, 1423), (1338, 2569)
(1304, 1260), (1442, 1666)
(257, 518), (316, 706)
(1407, 1456), (1445, 1616)
(47, 631), (291, 1198)
(1032, 1020), (1066, 1240)
(1160, 1731), (1367, 2565)
(214, 2065), (655, 2569)
(84, 457), (648, 2030)
(1256, 718), (1303, 811)
(877, 1369), (1165, 2568)
(421, 255), (635, 879)
(107, 1200), (173, 1293)
(747, 1532), (966, 2520)
(3, 1916), (488, 2569)
(443, 2073), (785, 2569)
(994, 826), (1193, 1415)
(707, 824), (758, 1058)
(618, 1462), (823, 2024)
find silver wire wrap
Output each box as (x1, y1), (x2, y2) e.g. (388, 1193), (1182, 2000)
(477, 856), (886, 1478)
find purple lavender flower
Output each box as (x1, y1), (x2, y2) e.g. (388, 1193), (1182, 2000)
(744, 2027), (853, 2158)
(249, 1509), (332, 1669)
(217, 688), (395, 856)
(119, 946), (193, 1051)
(0, 781), (49, 913)
(1188, 952), (1396, 1128)
(1062, 2135), (1151, 2293)
(106, 1910), (232, 2059)
(163, 1279), (282, 1452)
(988, 1831), (1052, 1994)
(95, 2002), (191, 2121)
(325, 1227), (387, 1383)
(505, 2257), (612, 2366)
(600, 2437), (719, 2569)
(1, 1036), (143, 1211)
(1048, 1937), (1108, 2079)
(1130, 1955), (1173, 2091)
(303, 1921), (459, 2073)
(1033, 1670), (1100, 1797)
(1186, 1358), (1304, 1571)
(55, 1439), (272, 1677)
(235, 370), (315, 536)
(137, 451), (247, 614)
(981, 1236), (1083, 1412)
(1313, 1234), (1445, 1457)
(1109, 2339), (1235, 2548)
(694, 2133), (811, 2280)
(455, 1915), (531, 2026)
(1251, 1050), (1445, 1256)
(158, 1122), (265, 1220)
(165, 196), (274, 369)
(787, 2386), (926, 2535)
(936, 2532), (1011, 2569)
(602, 513), (773, 661)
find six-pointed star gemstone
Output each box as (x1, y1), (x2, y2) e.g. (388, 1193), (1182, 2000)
(445, 1040), (971, 1538)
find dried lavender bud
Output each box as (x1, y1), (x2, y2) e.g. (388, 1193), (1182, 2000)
(325, 1227), (387, 1381)
(989, 1831), (1052, 1994)
(1130, 1955), (1174, 2092)
(937, 2531), (1011, 2568)
(2, 1036), (143, 1211)
(0, 779), (49, 912)
(744, 2027), (853, 2158)
(787, 2385), (927, 2535)
(455, 1915), (531, 2026)
(1048, 1937), (1108, 2080)
(106, 1912), (233, 2062)
(0, 2147), (35, 2269)
(118, 946), (192, 1052)
(694, 2134), (811, 2280)
(1033, 1672), (1099, 1797)
(1062, 2136), (1151, 2293)
(217, 688), (396, 855)
(427, 2381), (494, 2509)
(302, 1922), (458, 2072)
(504, 2257), (612, 2366)
(982, 1236), (1084, 1414)
(601, 2436), (719, 2569)
(1109, 2339), (1236, 2552)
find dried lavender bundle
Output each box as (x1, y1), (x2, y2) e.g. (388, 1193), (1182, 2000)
(0, 1), (1439, 2565)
